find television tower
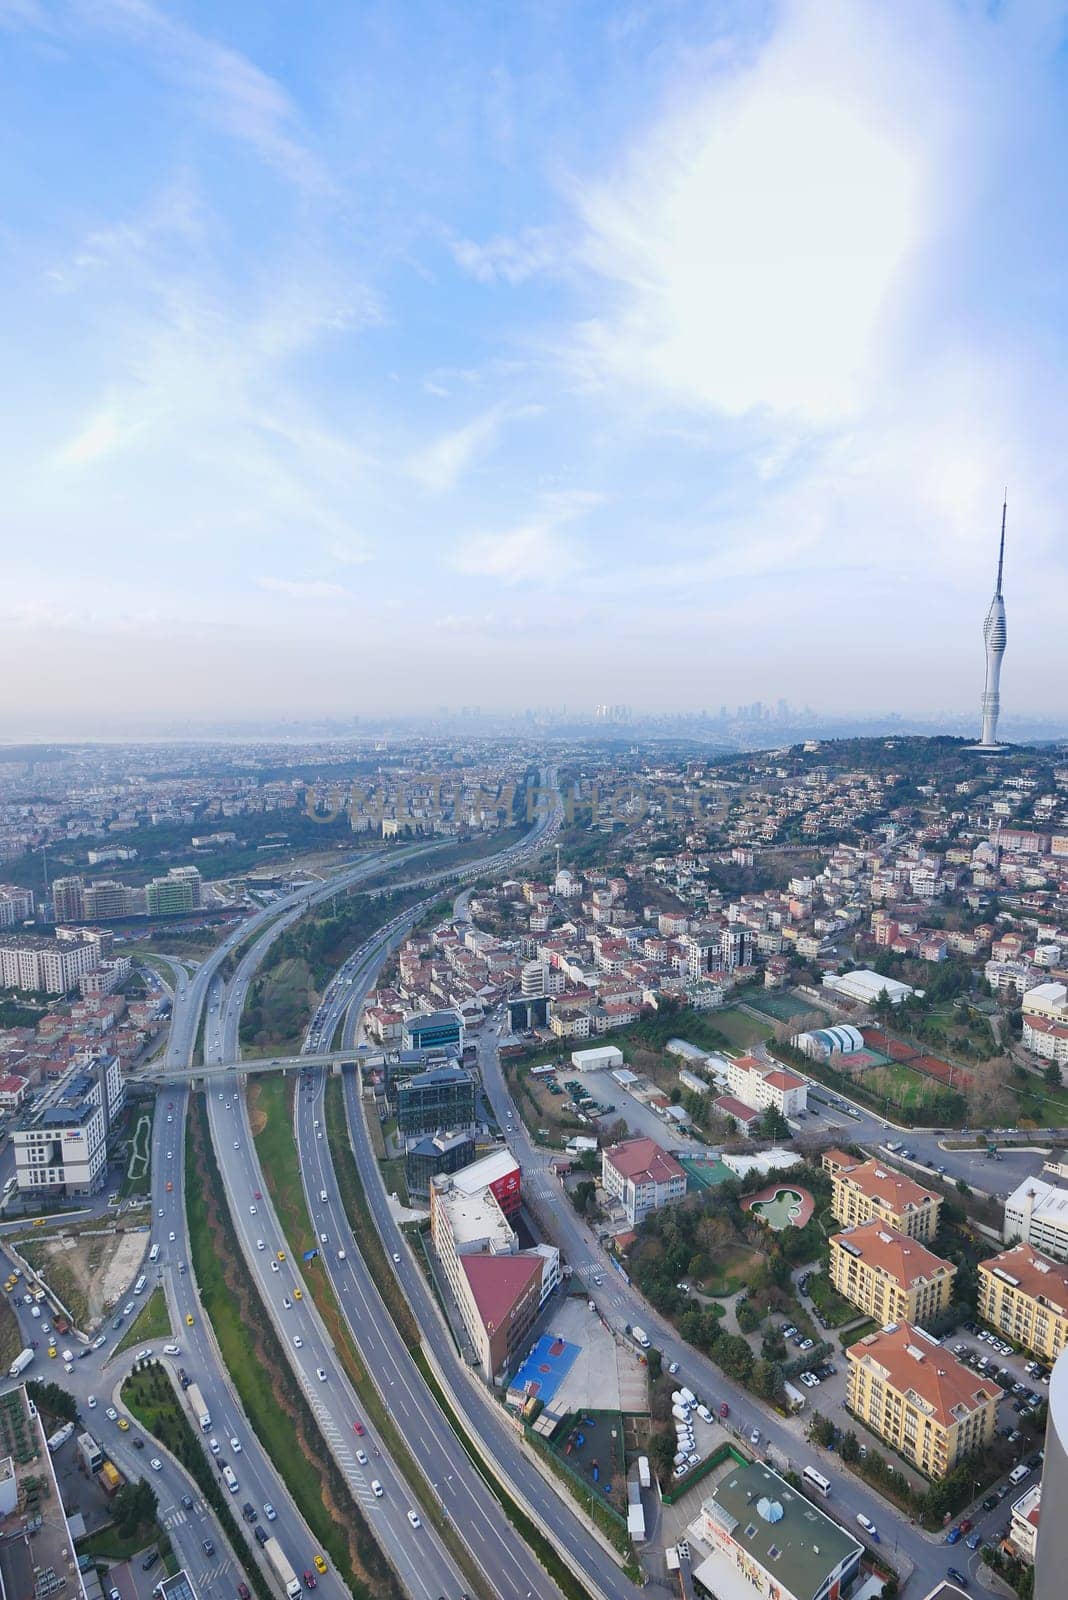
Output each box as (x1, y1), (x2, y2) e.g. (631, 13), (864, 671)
(975, 496), (1008, 751)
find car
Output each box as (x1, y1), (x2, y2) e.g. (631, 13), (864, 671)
(294, 1335), (303, 1349)
(303, 1573), (317, 1591)
(982, 1495), (999, 1512)
(106, 1407), (118, 1421)
(270, 1261), (280, 1272)
(294, 1288), (303, 1301)
(87, 1395), (97, 1408)
(238, 1585), (250, 1599)
(142, 1552), (160, 1571)
(242, 1503), (258, 1523)
(123, 1302), (134, 1316)
(158, 1209), (165, 1218)
(393, 1253), (401, 1264)
(257, 1240), (265, 1251)
(798, 1337), (814, 1351)
(181, 1494), (194, 1510)
(353, 1419), (365, 1435)
(277, 1251), (286, 1261)
(316, 1368), (327, 1382)
(967, 1533), (982, 1549)
(249, 1205), (257, 1216)
(230, 1436), (242, 1453)
(945, 1527), (962, 1544)
(168, 1230), (176, 1242)
(856, 1514), (878, 1536)
(356, 1449), (368, 1466)
(750, 1428), (760, 1446)
(959, 1519), (972, 1533)
(283, 1297), (292, 1310)
(407, 1510), (421, 1529)
(209, 1437), (220, 1455)
(186, 1313), (194, 1325)
(163, 1344), (180, 1356)
(667, 1360), (679, 1376)
(132, 1436), (144, 1450)
(371, 1480), (383, 1497)
(263, 1502), (277, 1520)
(719, 1402), (729, 1418)
(314, 1556), (327, 1574)
(117, 1417), (129, 1431)
(946, 1568), (969, 1587)
(150, 1457), (162, 1471)
(254, 1527), (269, 1547)
(234, 1142), (240, 1151)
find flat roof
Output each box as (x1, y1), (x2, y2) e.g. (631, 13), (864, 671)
(451, 1147), (520, 1195)
(704, 1460), (861, 1600)
(435, 1181), (515, 1252)
(0, 1385), (87, 1600)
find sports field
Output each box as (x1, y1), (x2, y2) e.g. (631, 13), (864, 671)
(713, 1008), (775, 1049)
(679, 1156), (734, 1189)
(743, 991), (812, 1023)
(865, 1063), (955, 1110)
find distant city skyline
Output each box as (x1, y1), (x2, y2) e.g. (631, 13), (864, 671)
(3, 1), (1066, 725)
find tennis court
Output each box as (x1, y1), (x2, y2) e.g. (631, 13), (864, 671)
(510, 1334), (581, 1405)
(679, 1155), (735, 1189)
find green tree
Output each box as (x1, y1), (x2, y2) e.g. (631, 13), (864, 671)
(839, 1430), (860, 1464)
(113, 1478), (158, 1537)
(759, 1104), (791, 1140)
(807, 1412), (835, 1449)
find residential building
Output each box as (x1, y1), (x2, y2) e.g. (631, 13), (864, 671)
(1004, 1176), (1068, 1262)
(1008, 1484), (1041, 1563)
(402, 1008), (464, 1053)
(831, 1157), (942, 1243)
(829, 1223), (956, 1327)
(977, 1242), (1068, 1363)
(51, 875), (86, 923)
(1035, 1349), (1068, 1600)
(692, 1460), (862, 1600)
(395, 1066), (476, 1137)
(145, 866), (202, 916)
(846, 1321), (1000, 1479)
(724, 1054), (808, 1117)
(601, 1137), (686, 1227)
(0, 933), (98, 995)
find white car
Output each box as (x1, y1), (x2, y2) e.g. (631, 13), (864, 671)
(371, 1480), (383, 1497)
(319, 1233), (327, 1244)
(270, 1261), (280, 1273)
(750, 1428), (760, 1446)
(168, 1231), (176, 1242)
(209, 1437), (220, 1455)
(356, 1450), (368, 1466)
(230, 1436), (242, 1453)
(158, 1208), (165, 1218)
(337, 1249), (347, 1261)
(392, 1253), (401, 1264)
(87, 1395), (97, 1408)
(264, 1503), (277, 1521)
(856, 1514), (878, 1536)
(407, 1510), (421, 1529)
(163, 1344), (180, 1356)
(234, 1142), (240, 1150)
(316, 1367), (327, 1382)
(150, 1457), (163, 1472)
(249, 1205), (257, 1216)
(106, 1407), (118, 1421)
(293, 1336), (303, 1349)
(257, 1239), (265, 1251)
(283, 1296), (292, 1309)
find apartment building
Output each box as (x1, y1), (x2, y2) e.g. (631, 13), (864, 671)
(1004, 1176), (1068, 1262)
(1022, 982), (1068, 1066)
(831, 1158), (942, 1243)
(830, 1223), (956, 1327)
(145, 866), (202, 916)
(1008, 1485), (1041, 1564)
(601, 1137), (686, 1227)
(846, 1321), (1000, 1479)
(977, 1241), (1068, 1363)
(0, 934), (98, 995)
(724, 1054), (808, 1118)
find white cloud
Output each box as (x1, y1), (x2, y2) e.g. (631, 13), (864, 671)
(450, 226), (560, 286)
(328, 539), (373, 567)
(450, 487), (598, 585)
(56, 406), (136, 467)
(408, 403), (541, 493)
(257, 577), (345, 600)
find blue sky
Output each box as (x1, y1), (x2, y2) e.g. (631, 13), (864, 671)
(2, 0), (1067, 728)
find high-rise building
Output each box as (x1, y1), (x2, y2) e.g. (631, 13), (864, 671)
(145, 866), (202, 916)
(976, 498), (1008, 750)
(1034, 1349), (1068, 1600)
(52, 875), (86, 923)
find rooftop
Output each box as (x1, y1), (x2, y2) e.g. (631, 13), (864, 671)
(461, 1252), (543, 1333)
(451, 1146), (521, 1196)
(433, 1178), (515, 1253)
(979, 1240), (1068, 1313)
(832, 1222), (954, 1288)
(702, 1460), (861, 1600)
(847, 1321), (1001, 1427)
(836, 1157), (940, 1214)
(603, 1136), (685, 1186)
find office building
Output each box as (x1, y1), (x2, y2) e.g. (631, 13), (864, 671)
(977, 1241), (1068, 1363)
(830, 1223), (956, 1327)
(831, 1157), (942, 1243)
(0, 933), (98, 995)
(404, 1130), (477, 1199)
(396, 1066), (476, 1137)
(1004, 1176), (1068, 1262)
(1034, 1349), (1068, 1600)
(846, 1322), (1000, 1479)
(601, 1137), (686, 1228)
(12, 1055), (124, 1196)
(145, 866), (202, 916)
(402, 1009), (465, 1053)
(692, 1459), (862, 1600)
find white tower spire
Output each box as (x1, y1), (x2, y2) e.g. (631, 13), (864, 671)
(977, 495), (1008, 749)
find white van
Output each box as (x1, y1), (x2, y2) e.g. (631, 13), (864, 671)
(1009, 1464), (1031, 1485)
(133, 1275), (147, 1295)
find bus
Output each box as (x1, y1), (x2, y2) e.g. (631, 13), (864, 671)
(802, 1466), (831, 1497)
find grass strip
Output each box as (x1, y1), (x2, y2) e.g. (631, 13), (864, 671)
(185, 1093), (405, 1600)
(249, 1075), (486, 1599)
(121, 1361), (271, 1600)
(412, 1347), (596, 1600)
(323, 1079), (419, 1348)
(114, 1286), (171, 1356)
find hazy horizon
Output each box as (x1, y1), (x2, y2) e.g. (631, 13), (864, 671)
(4, 0), (1067, 725)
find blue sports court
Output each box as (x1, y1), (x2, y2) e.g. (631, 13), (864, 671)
(510, 1334), (581, 1404)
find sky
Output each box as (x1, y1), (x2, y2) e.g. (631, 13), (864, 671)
(2, 0), (1067, 731)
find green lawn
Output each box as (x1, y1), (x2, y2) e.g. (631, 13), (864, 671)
(77, 1522), (167, 1564)
(804, 1271), (858, 1328)
(697, 1245), (765, 1297)
(0, 1295), (22, 1368)
(114, 1286), (171, 1356)
(865, 1063), (949, 1110)
(712, 1008), (775, 1050)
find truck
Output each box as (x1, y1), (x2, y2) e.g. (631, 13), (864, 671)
(631, 1326), (651, 1350)
(264, 1537), (302, 1599)
(47, 1422), (75, 1454)
(783, 1381), (806, 1413)
(186, 1383), (211, 1431)
(99, 1460), (124, 1498)
(637, 1455), (651, 1490)
(8, 1347), (33, 1379)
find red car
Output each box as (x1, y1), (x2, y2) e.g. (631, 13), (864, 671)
(254, 1190), (262, 1201)
(303, 1573), (317, 1591)
(352, 1419), (365, 1436)
(238, 1586), (251, 1599)
(959, 1519), (972, 1534)
(719, 1402), (730, 1418)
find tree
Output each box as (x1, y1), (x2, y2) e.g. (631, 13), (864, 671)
(807, 1412), (835, 1448)
(1044, 1063), (1062, 1088)
(113, 1478), (158, 1537)
(839, 1429), (860, 1464)
(759, 1104), (791, 1140)
(26, 1381), (77, 1424)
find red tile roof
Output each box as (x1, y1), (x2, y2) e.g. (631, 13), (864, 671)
(603, 1137), (684, 1185)
(460, 1254), (543, 1333)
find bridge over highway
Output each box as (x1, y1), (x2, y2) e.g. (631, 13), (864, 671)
(135, 1046), (387, 1083)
